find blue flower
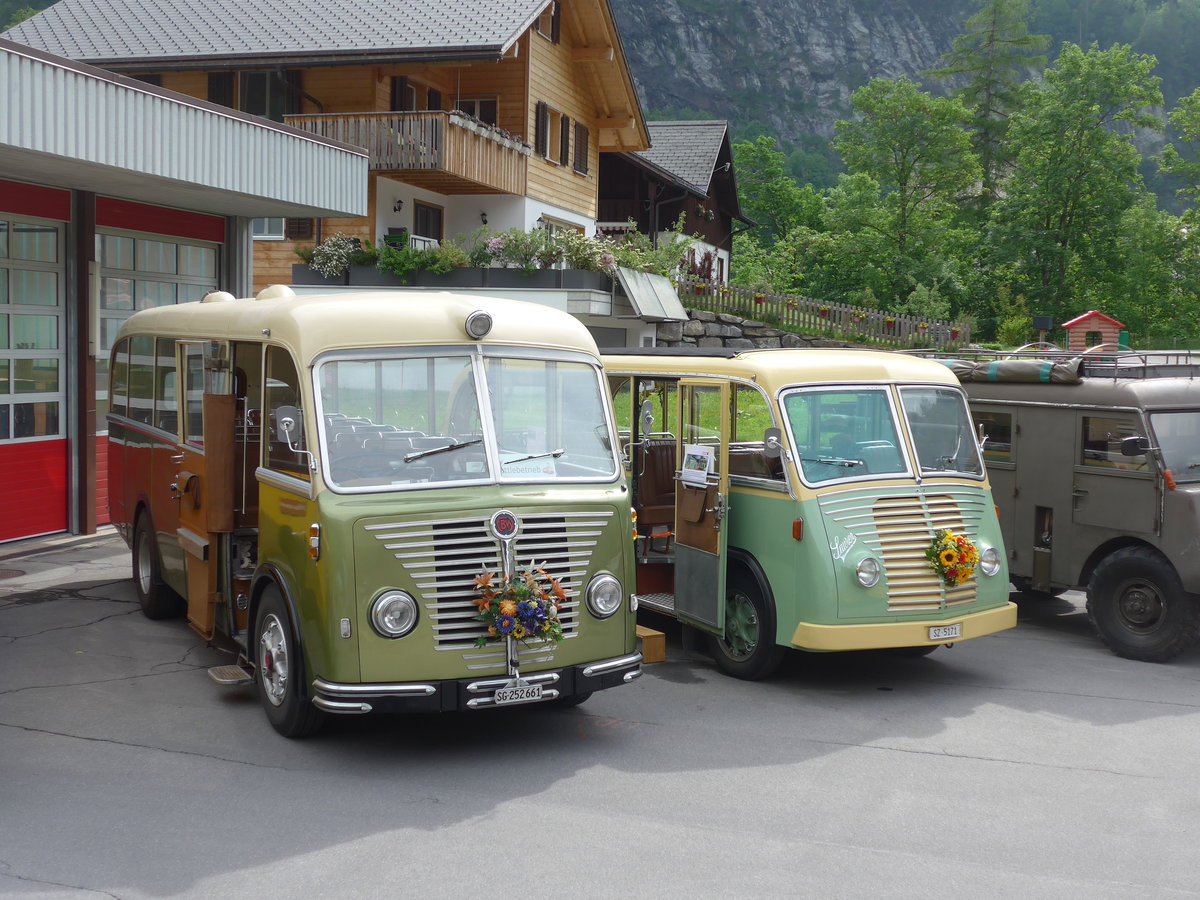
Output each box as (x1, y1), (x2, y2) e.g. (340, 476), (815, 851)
(495, 614), (516, 635)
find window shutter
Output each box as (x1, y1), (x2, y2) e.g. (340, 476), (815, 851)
(391, 76), (410, 112)
(207, 72), (234, 108)
(573, 122), (589, 174)
(551, 1), (561, 43)
(535, 101), (549, 157)
(559, 115), (571, 165)
(428, 88), (442, 111)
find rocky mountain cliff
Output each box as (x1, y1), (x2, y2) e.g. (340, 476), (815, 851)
(610, 0), (973, 141)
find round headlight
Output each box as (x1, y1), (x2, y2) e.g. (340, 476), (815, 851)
(464, 310), (493, 340)
(856, 557), (882, 588)
(585, 573), (623, 619)
(370, 590), (418, 638)
(979, 546), (1002, 577)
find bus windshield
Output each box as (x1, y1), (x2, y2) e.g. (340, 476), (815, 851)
(317, 352), (617, 490)
(781, 386), (908, 484)
(899, 386), (984, 477)
(1150, 411), (1200, 483)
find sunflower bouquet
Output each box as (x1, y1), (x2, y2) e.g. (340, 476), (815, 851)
(472, 565), (566, 649)
(925, 529), (979, 586)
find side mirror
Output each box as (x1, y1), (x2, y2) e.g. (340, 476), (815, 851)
(1121, 435), (1151, 457)
(275, 405), (304, 449)
(763, 427), (783, 459)
(640, 399), (655, 437)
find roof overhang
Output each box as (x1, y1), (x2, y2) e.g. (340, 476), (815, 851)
(0, 38), (367, 219)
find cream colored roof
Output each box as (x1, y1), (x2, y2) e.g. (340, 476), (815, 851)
(602, 349), (960, 392)
(117, 289), (601, 366)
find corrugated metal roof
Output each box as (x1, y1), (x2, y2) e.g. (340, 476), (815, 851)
(3, 0), (546, 64)
(637, 121), (728, 196)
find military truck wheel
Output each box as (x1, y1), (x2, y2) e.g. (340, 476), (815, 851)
(709, 568), (785, 680)
(255, 586), (326, 738)
(132, 514), (184, 620)
(1086, 547), (1200, 662)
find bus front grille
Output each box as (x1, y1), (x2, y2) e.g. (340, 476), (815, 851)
(365, 510), (613, 653)
(819, 487), (987, 612)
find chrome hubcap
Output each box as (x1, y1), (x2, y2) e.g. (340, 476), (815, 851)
(136, 529), (152, 594)
(722, 591), (759, 660)
(259, 613), (289, 707)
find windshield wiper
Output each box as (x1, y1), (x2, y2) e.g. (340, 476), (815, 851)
(404, 438), (482, 463)
(800, 456), (863, 467)
(503, 448), (564, 466)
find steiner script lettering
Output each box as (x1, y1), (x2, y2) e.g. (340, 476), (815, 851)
(830, 534), (857, 561)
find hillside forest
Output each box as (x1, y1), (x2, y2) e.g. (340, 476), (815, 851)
(729, 0), (1200, 347)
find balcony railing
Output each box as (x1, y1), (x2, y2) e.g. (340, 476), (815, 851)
(284, 111), (530, 195)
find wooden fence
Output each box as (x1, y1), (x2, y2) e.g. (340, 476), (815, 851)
(678, 278), (970, 348)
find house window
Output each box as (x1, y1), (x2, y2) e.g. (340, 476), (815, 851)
(240, 70), (301, 121)
(428, 88), (442, 111)
(251, 218), (285, 240)
(135, 74), (163, 87)
(539, 219), (580, 270)
(413, 201), (444, 247)
(391, 76), (416, 112)
(284, 219), (314, 241)
(456, 98), (498, 126)
(573, 122), (589, 174)
(535, 102), (569, 163)
(208, 72), (234, 108)
(535, 1), (561, 42)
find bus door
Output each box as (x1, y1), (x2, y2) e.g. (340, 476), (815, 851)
(673, 379), (730, 632)
(1072, 412), (1157, 537)
(173, 341), (237, 639)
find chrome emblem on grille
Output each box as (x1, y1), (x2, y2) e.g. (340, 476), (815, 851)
(489, 510), (520, 541)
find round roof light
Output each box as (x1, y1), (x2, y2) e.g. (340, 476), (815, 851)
(464, 310), (493, 340)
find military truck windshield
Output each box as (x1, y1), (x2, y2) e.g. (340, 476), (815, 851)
(1150, 411), (1200, 483)
(899, 387), (984, 477)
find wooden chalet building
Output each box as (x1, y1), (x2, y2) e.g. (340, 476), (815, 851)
(600, 121), (752, 285)
(7, 0), (651, 291)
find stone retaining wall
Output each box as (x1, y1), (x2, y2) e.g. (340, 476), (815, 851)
(654, 309), (852, 349)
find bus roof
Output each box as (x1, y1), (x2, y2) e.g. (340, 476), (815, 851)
(114, 287), (602, 366)
(600, 347), (961, 390)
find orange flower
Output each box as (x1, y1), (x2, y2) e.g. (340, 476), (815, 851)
(499, 599), (518, 616)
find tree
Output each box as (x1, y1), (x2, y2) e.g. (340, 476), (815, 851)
(731, 135), (823, 245)
(1159, 87), (1200, 211)
(925, 0), (1050, 199)
(988, 43), (1163, 323)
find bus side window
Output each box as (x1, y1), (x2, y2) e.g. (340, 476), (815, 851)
(1081, 415), (1147, 471)
(265, 345), (309, 480)
(128, 335), (155, 425)
(731, 383), (783, 481)
(110, 339), (129, 419)
(154, 337), (177, 434)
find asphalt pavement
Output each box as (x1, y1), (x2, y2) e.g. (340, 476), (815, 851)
(3, 531), (1200, 899)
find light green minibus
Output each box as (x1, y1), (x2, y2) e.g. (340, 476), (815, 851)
(603, 347), (1016, 678)
(107, 286), (640, 736)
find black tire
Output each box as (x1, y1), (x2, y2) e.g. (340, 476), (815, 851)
(1086, 547), (1200, 662)
(255, 586), (325, 738)
(132, 514), (184, 620)
(709, 567), (785, 680)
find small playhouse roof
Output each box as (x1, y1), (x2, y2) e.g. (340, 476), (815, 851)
(1062, 310), (1126, 330)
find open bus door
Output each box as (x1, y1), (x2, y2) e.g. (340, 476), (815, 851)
(672, 378), (730, 633)
(173, 341), (236, 639)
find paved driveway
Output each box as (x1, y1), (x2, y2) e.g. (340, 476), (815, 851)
(3, 532), (1200, 898)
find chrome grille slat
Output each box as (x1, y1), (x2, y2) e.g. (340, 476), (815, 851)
(821, 486), (984, 613)
(368, 509), (613, 659)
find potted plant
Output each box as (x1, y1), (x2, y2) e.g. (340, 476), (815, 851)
(818, 305), (830, 318)
(884, 316), (896, 331)
(292, 232), (358, 285)
(950, 327), (961, 340)
(753, 293), (765, 305)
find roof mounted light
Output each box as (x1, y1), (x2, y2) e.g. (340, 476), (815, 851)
(464, 310), (493, 340)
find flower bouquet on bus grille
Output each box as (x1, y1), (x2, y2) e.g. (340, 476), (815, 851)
(925, 529), (979, 586)
(472, 564), (566, 648)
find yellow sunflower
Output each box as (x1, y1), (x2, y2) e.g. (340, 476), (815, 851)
(939, 548), (959, 567)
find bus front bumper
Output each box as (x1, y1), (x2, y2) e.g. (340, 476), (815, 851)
(310, 651), (643, 714)
(789, 602), (1018, 652)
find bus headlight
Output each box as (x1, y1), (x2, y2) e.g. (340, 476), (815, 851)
(979, 546), (1002, 577)
(585, 573), (623, 618)
(856, 557), (881, 588)
(370, 590), (418, 638)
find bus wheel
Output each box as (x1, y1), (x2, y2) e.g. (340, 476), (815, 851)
(710, 569), (785, 680)
(132, 515), (184, 620)
(1086, 547), (1200, 662)
(255, 587), (325, 738)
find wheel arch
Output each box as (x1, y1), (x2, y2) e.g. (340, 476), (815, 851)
(250, 565), (312, 698)
(1078, 537), (1169, 588)
(727, 547), (779, 636)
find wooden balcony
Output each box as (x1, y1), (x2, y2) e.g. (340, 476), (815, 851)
(284, 111), (529, 196)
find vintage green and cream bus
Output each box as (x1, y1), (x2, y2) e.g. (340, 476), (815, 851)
(107, 286), (640, 736)
(602, 347), (1016, 678)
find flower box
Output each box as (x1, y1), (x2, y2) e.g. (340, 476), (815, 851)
(291, 264), (347, 286)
